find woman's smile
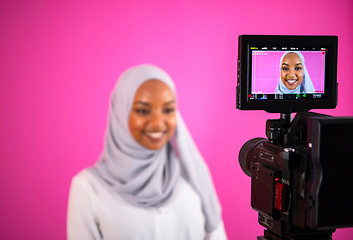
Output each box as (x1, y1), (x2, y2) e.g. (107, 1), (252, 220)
(286, 78), (298, 85)
(144, 131), (166, 142)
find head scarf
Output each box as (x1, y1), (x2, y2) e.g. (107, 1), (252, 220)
(90, 64), (221, 232)
(275, 51), (316, 94)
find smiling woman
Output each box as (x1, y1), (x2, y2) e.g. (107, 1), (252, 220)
(66, 64), (228, 240)
(275, 51), (316, 94)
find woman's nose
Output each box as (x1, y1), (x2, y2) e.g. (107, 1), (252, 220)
(149, 113), (164, 127)
(288, 68), (296, 76)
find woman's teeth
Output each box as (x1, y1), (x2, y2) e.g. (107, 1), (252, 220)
(146, 132), (163, 138)
(286, 79), (297, 84)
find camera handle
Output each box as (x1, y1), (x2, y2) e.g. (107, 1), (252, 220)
(266, 113), (292, 144)
(280, 113), (293, 126)
(266, 112), (327, 146)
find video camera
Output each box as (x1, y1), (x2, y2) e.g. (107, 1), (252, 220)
(237, 35), (353, 240)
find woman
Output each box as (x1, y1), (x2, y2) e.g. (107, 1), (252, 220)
(67, 64), (228, 240)
(275, 51), (315, 94)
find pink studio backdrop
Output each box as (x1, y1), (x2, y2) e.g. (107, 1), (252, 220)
(1, 0), (352, 239)
(252, 51), (325, 93)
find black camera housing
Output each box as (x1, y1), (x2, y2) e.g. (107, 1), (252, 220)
(240, 112), (353, 239)
(237, 35), (353, 240)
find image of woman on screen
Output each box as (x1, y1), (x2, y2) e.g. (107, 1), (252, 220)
(67, 64), (227, 240)
(275, 51), (316, 94)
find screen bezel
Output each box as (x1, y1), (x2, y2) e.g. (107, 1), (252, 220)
(237, 35), (338, 113)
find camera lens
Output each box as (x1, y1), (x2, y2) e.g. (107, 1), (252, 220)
(239, 137), (267, 177)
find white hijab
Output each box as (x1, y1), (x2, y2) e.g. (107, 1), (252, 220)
(275, 51), (316, 94)
(91, 64), (221, 232)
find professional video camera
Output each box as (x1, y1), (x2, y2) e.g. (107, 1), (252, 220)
(237, 35), (353, 240)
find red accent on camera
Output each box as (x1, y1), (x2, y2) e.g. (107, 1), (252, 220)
(275, 181), (287, 212)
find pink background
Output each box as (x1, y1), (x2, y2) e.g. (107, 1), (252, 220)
(1, 0), (352, 239)
(252, 51), (326, 93)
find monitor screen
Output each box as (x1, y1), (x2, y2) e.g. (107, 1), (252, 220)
(237, 35), (338, 113)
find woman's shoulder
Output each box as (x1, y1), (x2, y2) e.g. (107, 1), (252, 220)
(72, 167), (95, 180)
(71, 168), (94, 185)
(70, 167), (104, 194)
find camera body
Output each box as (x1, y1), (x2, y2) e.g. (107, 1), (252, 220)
(240, 112), (353, 239)
(237, 35), (353, 239)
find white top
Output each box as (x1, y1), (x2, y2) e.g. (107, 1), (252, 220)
(67, 169), (228, 240)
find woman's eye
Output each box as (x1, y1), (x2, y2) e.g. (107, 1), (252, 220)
(135, 109), (150, 115)
(163, 108), (175, 114)
(295, 67), (302, 71)
(282, 67), (289, 71)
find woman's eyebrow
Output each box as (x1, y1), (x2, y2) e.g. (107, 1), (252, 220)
(163, 100), (175, 106)
(282, 63), (302, 66)
(134, 101), (150, 106)
(133, 100), (175, 106)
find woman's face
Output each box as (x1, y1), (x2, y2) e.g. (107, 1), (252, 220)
(129, 79), (177, 150)
(281, 53), (304, 90)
